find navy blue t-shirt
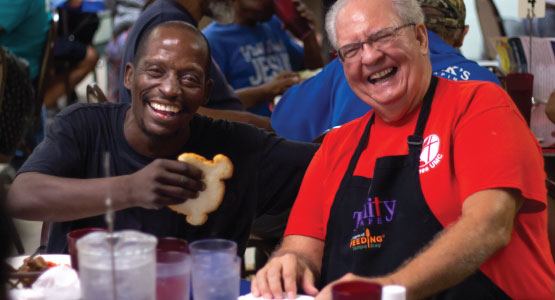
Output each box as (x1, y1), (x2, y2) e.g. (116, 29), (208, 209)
(18, 103), (317, 255)
(118, 0), (244, 111)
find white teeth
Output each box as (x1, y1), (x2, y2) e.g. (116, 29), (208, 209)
(151, 103), (179, 113)
(370, 67), (393, 80)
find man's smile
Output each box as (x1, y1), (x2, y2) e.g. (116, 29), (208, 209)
(146, 101), (184, 119)
(368, 67), (397, 84)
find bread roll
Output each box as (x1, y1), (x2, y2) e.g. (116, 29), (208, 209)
(169, 153), (233, 226)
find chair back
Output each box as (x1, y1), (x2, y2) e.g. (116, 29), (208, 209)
(86, 82), (108, 103)
(475, 0), (507, 60)
(35, 10), (59, 121)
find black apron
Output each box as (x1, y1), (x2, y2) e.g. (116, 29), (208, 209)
(320, 77), (510, 299)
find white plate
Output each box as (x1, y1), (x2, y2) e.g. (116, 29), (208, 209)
(7, 254), (71, 270)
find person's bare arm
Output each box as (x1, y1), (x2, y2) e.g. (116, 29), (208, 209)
(7, 159), (205, 222)
(236, 72), (300, 109)
(252, 235), (324, 299)
(300, 32), (323, 70)
(317, 188), (524, 299)
(294, 0), (323, 69)
(196, 106), (272, 131)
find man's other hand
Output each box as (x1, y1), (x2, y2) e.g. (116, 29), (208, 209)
(252, 251), (319, 299)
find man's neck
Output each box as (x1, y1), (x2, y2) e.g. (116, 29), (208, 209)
(175, 0), (202, 22)
(123, 110), (191, 158)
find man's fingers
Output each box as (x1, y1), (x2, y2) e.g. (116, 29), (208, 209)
(302, 268), (319, 296)
(163, 159), (204, 179)
(253, 268), (274, 299)
(281, 263), (298, 299)
(157, 185), (199, 200)
(267, 263), (286, 299)
(160, 172), (205, 191)
(146, 195), (183, 209)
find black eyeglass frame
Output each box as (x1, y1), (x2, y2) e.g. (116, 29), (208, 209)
(337, 23), (416, 61)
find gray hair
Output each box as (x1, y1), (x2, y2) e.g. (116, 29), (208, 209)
(325, 0), (425, 49)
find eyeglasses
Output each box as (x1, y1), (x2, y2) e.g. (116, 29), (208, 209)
(337, 23), (415, 61)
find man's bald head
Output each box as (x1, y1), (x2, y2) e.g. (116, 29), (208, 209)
(134, 21), (212, 79)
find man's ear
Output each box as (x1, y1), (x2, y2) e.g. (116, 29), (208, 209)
(123, 62), (134, 90)
(453, 25), (469, 49)
(414, 23), (429, 56)
(202, 78), (214, 106)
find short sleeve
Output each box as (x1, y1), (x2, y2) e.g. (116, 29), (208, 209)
(453, 85), (546, 212)
(0, 0), (29, 32)
(18, 114), (84, 178)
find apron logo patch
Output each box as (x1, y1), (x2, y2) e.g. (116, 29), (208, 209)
(349, 228), (385, 250)
(419, 134), (443, 174)
(352, 196), (396, 231)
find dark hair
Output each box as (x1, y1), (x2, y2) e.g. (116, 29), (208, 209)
(133, 21), (212, 80)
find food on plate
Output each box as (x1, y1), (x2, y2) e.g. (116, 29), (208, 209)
(170, 153), (233, 226)
(9, 255), (58, 287)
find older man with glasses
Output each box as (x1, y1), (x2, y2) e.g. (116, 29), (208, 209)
(251, 0), (555, 299)
(271, 0), (501, 143)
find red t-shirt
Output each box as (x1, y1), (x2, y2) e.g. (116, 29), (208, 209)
(285, 78), (554, 298)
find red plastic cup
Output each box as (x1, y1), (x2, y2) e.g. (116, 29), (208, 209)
(156, 237), (191, 300)
(506, 72), (534, 126)
(332, 281), (382, 300)
(273, 0), (313, 40)
(67, 227), (107, 271)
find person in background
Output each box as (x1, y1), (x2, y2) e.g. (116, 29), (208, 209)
(44, 0), (100, 109)
(271, 0), (501, 142)
(0, 0), (51, 166)
(119, 0), (273, 130)
(0, 0), (50, 82)
(104, 0), (147, 101)
(252, 0), (554, 298)
(202, 0), (323, 116)
(7, 21), (317, 257)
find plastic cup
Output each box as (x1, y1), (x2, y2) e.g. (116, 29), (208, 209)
(190, 239), (240, 300)
(77, 230), (157, 300)
(273, 0), (313, 40)
(66, 227), (106, 271)
(332, 281), (382, 300)
(189, 238), (237, 257)
(506, 72), (534, 126)
(156, 237), (191, 300)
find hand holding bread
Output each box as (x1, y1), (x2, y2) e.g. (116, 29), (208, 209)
(170, 153), (233, 226)
(125, 158), (205, 210)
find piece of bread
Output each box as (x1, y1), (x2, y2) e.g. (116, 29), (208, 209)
(169, 153), (233, 226)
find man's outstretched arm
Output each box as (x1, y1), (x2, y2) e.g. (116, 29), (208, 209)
(8, 159), (205, 221)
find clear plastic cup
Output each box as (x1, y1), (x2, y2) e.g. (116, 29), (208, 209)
(77, 230), (157, 300)
(190, 239), (240, 300)
(156, 237), (191, 300)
